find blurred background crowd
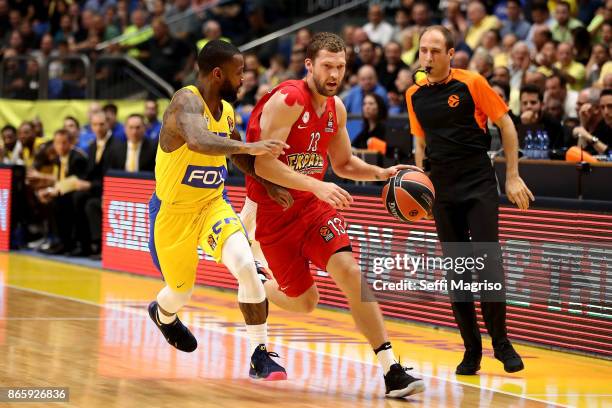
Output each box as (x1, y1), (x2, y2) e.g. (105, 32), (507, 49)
(0, 0), (611, 256)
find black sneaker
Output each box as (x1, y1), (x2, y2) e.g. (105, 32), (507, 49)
(148, 301), (197, 352)
(249, 344), (287, 381)
(494, 341), (524, 373)
(455, 349), (482, 375)
(384, 363), (425, 398)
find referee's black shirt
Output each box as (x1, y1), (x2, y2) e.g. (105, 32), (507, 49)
(405, 68), (509, 163)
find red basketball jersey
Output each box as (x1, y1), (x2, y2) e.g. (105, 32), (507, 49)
(246, 79), (338, 205)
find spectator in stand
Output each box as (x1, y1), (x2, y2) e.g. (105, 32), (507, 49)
(526, 0), (553, 45)
(442, 0), (468, 41)
(343, 64), (388, 114)
(465, 1), (500, 51)
(392, 7), (410, 43)
(388, 67), (412, 114)
(586, 43), (609, 87)
(103, 103), (126, 142)
(78, 102), (102, 151)
(287, 47), (306, 79)
(479, 29), (502, 63)
(519, 84), (566, 150)
(509, 41), (535, 91)
(72, 111), (121, 258)
(0, 125), (17, 163)
(294, 28), (313, 49)
(108, 114), (156, 172)
(120, 9), (153, 58)
(470, 48), (494, 80)
(53, 14), (76, 45)
(452, 50), (470, 69)
(0, 0), (9, 40)
(31, 33), (54, 66)
(535, 39), (557, 77)
(572, 88), (609, 151)
(500, 0), (530, 41)
(572, 89), (612, 155)
(352, 93), (388, 149)
(164, 0), (202, 41)
(83, 0), (117, 15)
(63, 116), (81, 148)
(399, 1), (432, 65)
(492, 66), (511, 86)
(356, 40), (379, 70)
(12, 121), (42, 166)
(377, 40), (407, 94)
(19, 19), (38, 51)
(34, 129), (89, 255)
(143, 99), (161, 142)
(261, 54), (288, 87)
(244, 53), (265, 77)
(196, 19), (230, 51)
(530, 25), (553, 53)
(545, 72), (579, 120)
(236, 69), (259, 109)
(587, 0), (612, 43)
(550, 1), (583, 43)
(555, 42), (586, 91)
(363, 4), (393, 46)
(139, 17), (195, 90)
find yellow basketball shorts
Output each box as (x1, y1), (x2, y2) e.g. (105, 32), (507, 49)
(148, 192), (247, 292)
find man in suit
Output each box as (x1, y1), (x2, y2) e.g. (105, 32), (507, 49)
(71, 111), (122, 257)
(34, 129), (89, 254)
(109, 114), (156, 172)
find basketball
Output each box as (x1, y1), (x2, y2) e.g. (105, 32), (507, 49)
(382, 169), (435, 222)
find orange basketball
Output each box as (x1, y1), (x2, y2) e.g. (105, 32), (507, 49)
(381, 169), (435, 222)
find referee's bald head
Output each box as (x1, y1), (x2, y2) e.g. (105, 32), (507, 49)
(419, 25), (455, 52)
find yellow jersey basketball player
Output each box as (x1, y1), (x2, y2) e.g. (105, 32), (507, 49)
(148, 40), (288, 380)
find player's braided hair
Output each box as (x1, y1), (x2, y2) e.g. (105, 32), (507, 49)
(306, 32), (345, 61)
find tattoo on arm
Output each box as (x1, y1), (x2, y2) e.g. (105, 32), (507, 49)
(162, 90), (248, 156)
(230, 153), (279, 188)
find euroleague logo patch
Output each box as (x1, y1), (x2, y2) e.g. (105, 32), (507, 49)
(319, 226), (335, 242)
(448, 94), (460, 108)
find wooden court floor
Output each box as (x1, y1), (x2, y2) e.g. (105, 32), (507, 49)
(0, 253), (610, 407)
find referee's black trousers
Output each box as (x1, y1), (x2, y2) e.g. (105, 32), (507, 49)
(430, 153), (509, 353)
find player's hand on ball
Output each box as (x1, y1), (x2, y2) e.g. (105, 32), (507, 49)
(265, 183), (294, 210)
(315, 182), (353, 210)
(377, 165), (423, 180)
(506, 175), (534, 210)
(246, 140), (289, 157)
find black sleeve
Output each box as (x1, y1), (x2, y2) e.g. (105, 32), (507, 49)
(70, 151), (89, 179)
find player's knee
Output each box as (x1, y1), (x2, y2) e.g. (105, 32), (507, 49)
(157, 285), (192, 314)
(234, 260), (266, 304)
(295, 289), (319, 313)
(333, 264), (363, 286)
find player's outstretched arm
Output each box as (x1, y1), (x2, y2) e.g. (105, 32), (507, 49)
(329, 98), (419, 181)
(160, 89), (287, 157)
(254, 89), (352, 209)
(229, 128), (293, 209)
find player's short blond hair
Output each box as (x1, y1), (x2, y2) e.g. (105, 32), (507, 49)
(306, 32), (345, 61)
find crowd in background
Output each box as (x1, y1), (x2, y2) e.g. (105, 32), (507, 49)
(1, 100), (160, 257)
(0, 0), (611, 255)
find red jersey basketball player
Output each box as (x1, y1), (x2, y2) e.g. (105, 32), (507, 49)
(242, 32), (424, 398)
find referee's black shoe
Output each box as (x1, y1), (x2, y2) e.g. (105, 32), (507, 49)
(455, 349), (482, 375)
(384, 364), (425, 398)
(148, 301), (197, 352)
(494, 341), (524, 373)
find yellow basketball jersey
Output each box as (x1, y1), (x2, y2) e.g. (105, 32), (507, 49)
(154, 85), (236, 207)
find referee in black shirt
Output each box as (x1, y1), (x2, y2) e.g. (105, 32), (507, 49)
(406, 26), (534, 375)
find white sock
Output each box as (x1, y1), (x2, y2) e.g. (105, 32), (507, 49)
(377, 348), (397, 375)
(157, 308), (177, 324)
(246, 323), (267, 352)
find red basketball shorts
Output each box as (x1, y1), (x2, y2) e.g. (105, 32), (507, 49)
(255, 196), (351, 297)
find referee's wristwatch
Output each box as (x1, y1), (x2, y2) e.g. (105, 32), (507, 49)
(591, 136), (599, 144)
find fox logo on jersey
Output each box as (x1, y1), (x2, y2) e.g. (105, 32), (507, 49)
(182, 165), (228, 188)
(287, 153), (324, 174)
